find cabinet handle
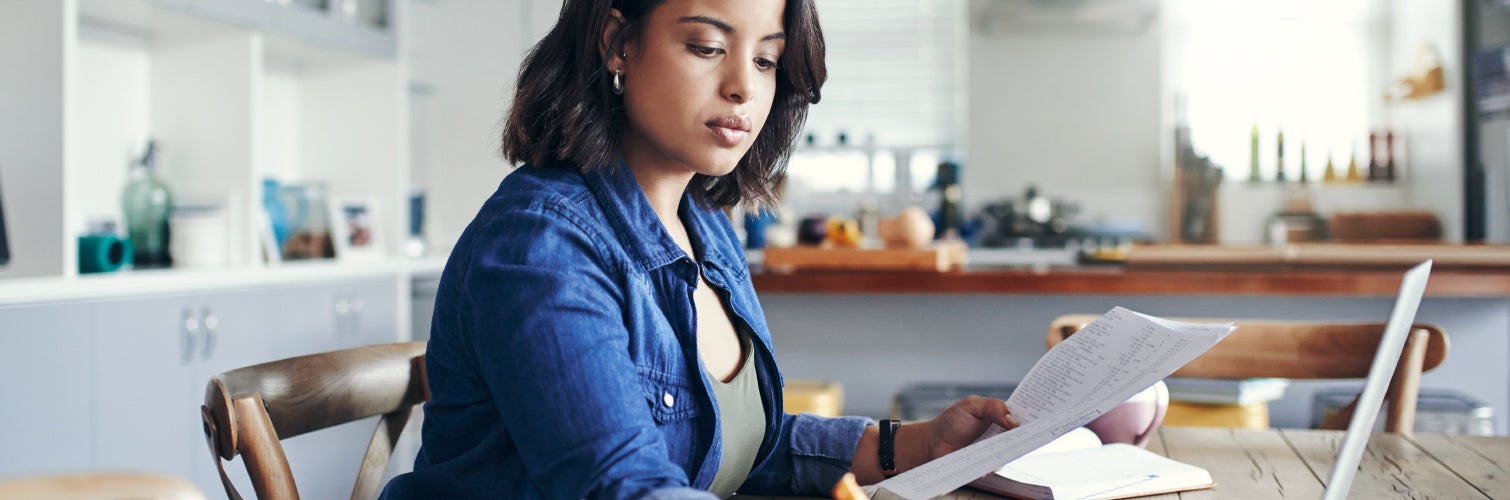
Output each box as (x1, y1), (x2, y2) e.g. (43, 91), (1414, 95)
(334, 297), (351, 337)
(200, 306), (219, 361)
(180, 308), (199, 366)
(350, 296), (364, 338)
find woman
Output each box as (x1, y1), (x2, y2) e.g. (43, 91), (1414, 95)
(381, 0), (1018, 498)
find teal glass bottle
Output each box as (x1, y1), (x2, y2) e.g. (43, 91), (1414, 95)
(122, 139), (173, 268)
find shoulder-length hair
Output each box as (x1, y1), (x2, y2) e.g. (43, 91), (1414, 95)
(501, 0), (825, 209)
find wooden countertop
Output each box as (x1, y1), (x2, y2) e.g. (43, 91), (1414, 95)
(745, 427), (1510, 498)
(750, 244), (1510, 297)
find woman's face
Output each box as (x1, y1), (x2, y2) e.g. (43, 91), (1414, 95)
(616, 0), (787, 179)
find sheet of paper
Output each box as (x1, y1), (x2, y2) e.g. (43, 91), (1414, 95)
(871, 307), (1233, 499)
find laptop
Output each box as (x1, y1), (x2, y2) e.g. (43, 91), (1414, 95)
(1321, 259), (1432, 500)
(0, 171), (8, 267)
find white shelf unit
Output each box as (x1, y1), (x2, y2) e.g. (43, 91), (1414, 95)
(0, 0), (407, 281)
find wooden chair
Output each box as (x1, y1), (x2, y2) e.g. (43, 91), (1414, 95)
(0, 472), (206, 500)
(201, 341), (428, 500)
(1047, 316), (1448, 435)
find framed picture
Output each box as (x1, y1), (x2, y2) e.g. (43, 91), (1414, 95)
(330, 196), (383, 261)
(256, 208), (282, 265)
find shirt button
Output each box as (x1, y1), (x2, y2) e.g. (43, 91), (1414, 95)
(662, 392), (675, 408)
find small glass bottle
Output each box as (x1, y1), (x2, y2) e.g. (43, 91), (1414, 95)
(1345, 147), (1364, 182)
(1275, 128), (1287, 182)
(1384, 131), (1397, 181)
(1367, 132), (1381, 181)
(1248, 124), (1261, 182)
(122, 139), (174, 268)
(1323, 149), (1339, 182)
(1298, 141), (1309, 183)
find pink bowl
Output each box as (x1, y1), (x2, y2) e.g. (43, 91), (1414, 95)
(1084, 380), (1169, 448)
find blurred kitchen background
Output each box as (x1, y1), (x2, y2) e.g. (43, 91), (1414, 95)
(5, 0), (1510, 494)
(0, 0), (1499, 279)
(404, 0), (1510, 264)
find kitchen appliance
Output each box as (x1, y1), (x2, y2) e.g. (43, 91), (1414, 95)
(1466, 1), (1510, 241)
(974, 185), (1082, 248)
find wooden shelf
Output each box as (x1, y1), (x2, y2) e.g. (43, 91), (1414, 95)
(750, 266), (1510, 297)
(750, 244), (1510, 297)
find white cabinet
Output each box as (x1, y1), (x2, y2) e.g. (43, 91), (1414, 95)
(0, 0), (408, 281)
(0, 304), (94, 476)
(0, 274), (412, 493)
(272, 276), (400, 354)
(92, 289), (275, 496)
(270, 277), (401, 499)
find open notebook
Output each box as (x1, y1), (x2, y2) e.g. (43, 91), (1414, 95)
(1321, 260), (1432, 499)
(969, 427), (1212, 500)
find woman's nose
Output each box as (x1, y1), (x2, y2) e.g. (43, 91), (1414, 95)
(721, 60), (756, 104)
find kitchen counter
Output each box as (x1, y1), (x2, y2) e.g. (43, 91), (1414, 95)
(751, 244), (1510, 297)
(0, 257), (448, 307)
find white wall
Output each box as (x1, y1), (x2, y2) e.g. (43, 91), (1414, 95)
(961, 0), (1469, 244)
(73, 22), (150, 244)
(408, 0), (561, 257)
(0, 0), (70, 279)
(1389, 0), (1465, 242)
(965, 1), (1167, 239)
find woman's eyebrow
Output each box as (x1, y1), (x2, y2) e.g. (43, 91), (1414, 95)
(677, 15), (786, 41)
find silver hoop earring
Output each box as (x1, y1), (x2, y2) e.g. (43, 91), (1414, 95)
(612, 69), (624, 94)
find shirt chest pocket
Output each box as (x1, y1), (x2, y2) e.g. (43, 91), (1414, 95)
(638, 368), (705, 477)
(638, 368), (701, 423)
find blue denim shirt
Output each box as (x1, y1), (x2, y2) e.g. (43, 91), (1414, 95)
(381, 162), (872, 499)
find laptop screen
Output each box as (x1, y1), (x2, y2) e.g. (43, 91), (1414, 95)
(1321, 260), (1432, 500)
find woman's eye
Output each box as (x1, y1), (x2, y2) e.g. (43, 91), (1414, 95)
(687, 44), (723, 57)
(754, 57), (778, 71)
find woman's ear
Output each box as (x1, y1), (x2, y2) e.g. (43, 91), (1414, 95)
(600, 8), (629, 70)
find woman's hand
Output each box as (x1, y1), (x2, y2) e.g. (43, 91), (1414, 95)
(922, 396), (1021, 461)
(852, 395), (1022, 484)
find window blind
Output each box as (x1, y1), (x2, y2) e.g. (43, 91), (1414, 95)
(803, 0), (965, 149)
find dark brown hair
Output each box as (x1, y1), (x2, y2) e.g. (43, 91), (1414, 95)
(501, 0), (826, 209)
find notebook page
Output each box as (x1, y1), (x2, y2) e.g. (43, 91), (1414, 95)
(871, 307), (1232, 499)
(993, 443), (1212, 499)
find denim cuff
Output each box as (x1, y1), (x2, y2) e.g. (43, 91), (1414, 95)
(789, 413), (874, 494)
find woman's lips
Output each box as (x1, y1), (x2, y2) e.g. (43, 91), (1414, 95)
(708, 125), (748, 147)
(706, 115), (751, 148)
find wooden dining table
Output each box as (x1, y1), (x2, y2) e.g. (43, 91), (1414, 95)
(1131, 426), (1506, 499)
(754, 426), (1510, 499)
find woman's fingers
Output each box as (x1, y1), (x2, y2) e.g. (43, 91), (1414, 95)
(959, 395), (1020, 429)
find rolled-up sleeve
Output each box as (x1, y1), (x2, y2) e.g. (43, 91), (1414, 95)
(740, 412), (873, 495)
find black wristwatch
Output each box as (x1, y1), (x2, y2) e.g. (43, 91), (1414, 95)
(878, 419), (900, 476)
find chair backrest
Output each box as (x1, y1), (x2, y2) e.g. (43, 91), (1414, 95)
(201, 341), (428, 500)
(1047, 316), (1448, 434)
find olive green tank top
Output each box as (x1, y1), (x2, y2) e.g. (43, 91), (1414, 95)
(705, 336), (767, 498)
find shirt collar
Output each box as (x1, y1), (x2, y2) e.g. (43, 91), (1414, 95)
(582, 160), (739, 273)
